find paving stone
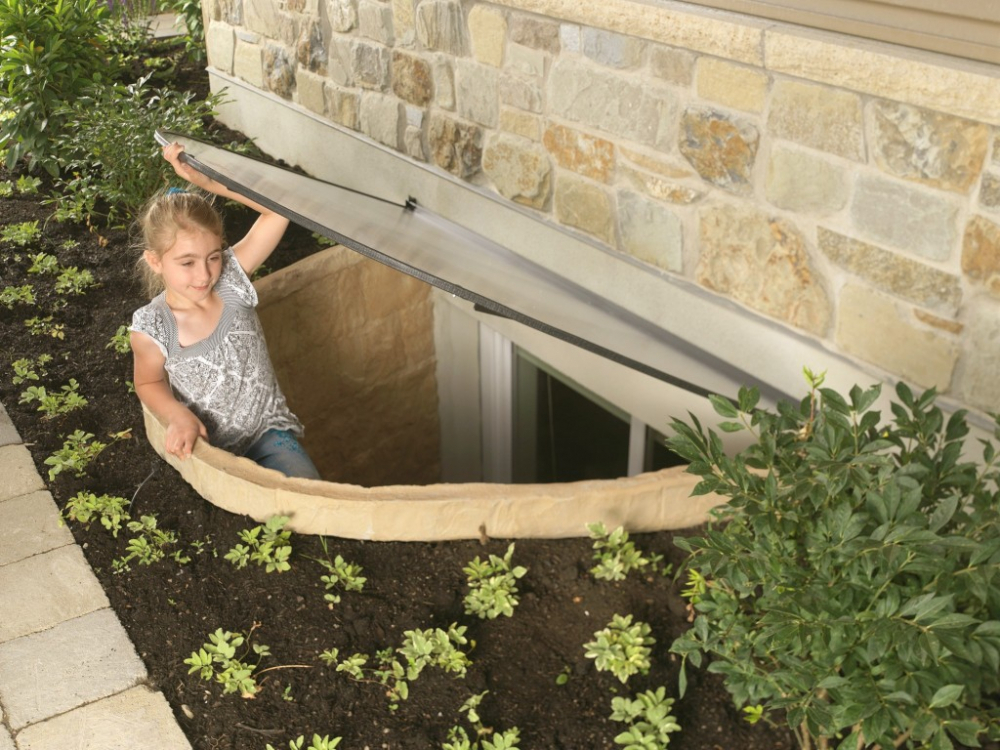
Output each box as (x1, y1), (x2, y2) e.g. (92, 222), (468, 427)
(0, 444), (44, 503)
(0, 609), (146, 730)
(0, 546), (108, 644)
(0, 403), (19, 448)
(16, 687), (191, 750)
(0, 491), (73, 567)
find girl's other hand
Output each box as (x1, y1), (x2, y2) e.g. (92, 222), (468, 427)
(164, 409), (209, 461)
(162, 142), (199, 184)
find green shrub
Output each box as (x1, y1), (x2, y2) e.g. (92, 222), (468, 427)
(157, 0), (204, 62)
(667, 372), (1000, 750)
(0, 0), (115, 173)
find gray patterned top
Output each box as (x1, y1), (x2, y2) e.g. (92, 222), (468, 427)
(130, 248), (302, 455)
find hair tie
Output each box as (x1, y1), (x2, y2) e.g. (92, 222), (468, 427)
(166, 187), (187, 195)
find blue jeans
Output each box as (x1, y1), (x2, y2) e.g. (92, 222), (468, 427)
(243, 430), (321, 480)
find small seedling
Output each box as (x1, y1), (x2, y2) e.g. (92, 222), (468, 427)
(1, 220), (41, 246)
(27, 252), (59, 275)
(15, 175), (41, 194)
(588, 522), (672, 581)
(107, 324), (131, 354)
(316, 554), (366, 606)
(44, 430), (107, 481)
(11, 354), (51, 384)
(54, 266), (95, 295)
(19, 379), (88, 418)
(225, 515), (293, 572)
(25, 316), (65, 339)
(584, 614), (655, 684)
(112, 514), (185, 572)
(610, 687), (681, 750)
(462, 542), (527, 620)
(0, 180), (12, 197)
(443, 691), (522, 750)
(555, 666), (572, 686)
(266, 736), (342, 750)
(62, 491), (130, 537)
(1, 284), (34, 309)
(185, 626), (271, 698)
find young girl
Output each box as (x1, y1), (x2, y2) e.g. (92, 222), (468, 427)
(129, 142), (321, 480)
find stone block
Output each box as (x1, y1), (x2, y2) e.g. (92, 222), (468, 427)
(0, 545), (108, 643)
(649, 45), (693, 85)
(870, 101), (989, 194)
(296, 17), (327, 74)
(0, 609), (146, 730)
(0, 726), (11, 750)
(499, 73), (542, 113)
(468, 4), (506, 66)
(617, 190), (683, 272)
(295, 68), (327, 115)
(328, 0), (357, 32)
(359, 93), (403, 149)
(622, 165), (703, 205)
(433, 58), (455, 110)
(233, 38), (264, 88)
(206, 21), (235, 74)
(507, 43), (546, 78)
(851, 175), (959, 262)
(391, 0), (414, 39)
(509, 14), (559, 53)
(765, 145), (848, 215)
(327, 36), (352, 86)
(554, 172), (614, 243)
(0, 402), (18, 447)
(559, 23), (580, 53)
(679, 107), (759, 195)
(953, 298), (1000, 414)
(455, 59), (499, 127)
(549, 58), (675, 150)
(582, 27), (644, 69)
(499, 107), (541, 140)
(416, 0), (466, 55)
(835, 284), (957, 390)
(392, 51), (433, 106)
(429, 114), (483, 178)
(696, 57), (768, 114)
(768, 79), (863, 161)
(819, 228), (961, 313)
(0, 490), (73, 567)
(264, 43), (296, 99)
(543, 123), (615, 182)
(698, 205), (830, 335)
(15, 687), (192, 750)
(352, 40), (390, 90)
(0, 444), (44, 503)
(482, 132), (551, 209)
(245, 0), (293, 39)
(325, 82), (360, 129)
(981, 173), (1000, 213)
(962, 215), (1000, 297)
(359, 0), (394, 44)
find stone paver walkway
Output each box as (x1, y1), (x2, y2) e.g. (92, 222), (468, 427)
(0, 402), (191, 749)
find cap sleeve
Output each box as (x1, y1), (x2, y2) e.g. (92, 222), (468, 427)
(130, 300), (171, 358)
(218, 247), (259, 307)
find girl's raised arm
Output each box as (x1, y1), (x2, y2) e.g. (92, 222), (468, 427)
(162, 142), (290, 276)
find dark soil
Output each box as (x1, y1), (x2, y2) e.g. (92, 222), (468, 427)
(0, 49), (799, 750)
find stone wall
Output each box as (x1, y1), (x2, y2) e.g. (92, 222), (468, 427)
(204, 0), (1000, 418)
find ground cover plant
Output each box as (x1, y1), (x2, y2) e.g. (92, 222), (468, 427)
(1, 10), (996, 750)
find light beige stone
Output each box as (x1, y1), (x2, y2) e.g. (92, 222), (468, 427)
(433, 58), (455, 109)
(582, 27), (644, 69)
(245, 0), (294, 40)
(870, 101), (990, 194)
(499, 107), (541, 140)
(507, 42), (546, 78)
(617, 190), (683, 272)
(769, 79), (863, 161)
(851, 175), (959, 262)
(328, 0), (357, 32)
(818, 228), (961, 313)
(509, 14), (559, 53)
(698, 205), (831, 335)
(981, 173), (1000, 212)
(836, 284), (957, 390)
(233, 38), (264, 88)
(359, 92), (403, 149)
(553, 173), (613, 243)
(550, 58), (675, 149)
(696, 57), (768, 114)
(679, 108), (759, 195)
(619, 147), (693, 180)
(488, 0), (765, 65)
(621, 164), (703, 205)
(416, 0), (467, 55)
(914, 309), (963, 335)
(324, 82), (360, 129)
(953, 298), (1000, 414)
(766, 27), (1000, 127)
(499, 72), (542, 112)
(294, 68), (326, 115)
(468, 5), (507, 66)
(352, 40), (390, 90)
(482, 132), (551, 208)
(543, 124), (615, 182)
(765, 145), (848, 215)
(206, 21), (235, 74)
(649, 45), (694, 85)
(455, 59), (499, 127)
(359, 0), (394, 44)
(391, 0), (414, 39)
(962, 215), (1000, 296)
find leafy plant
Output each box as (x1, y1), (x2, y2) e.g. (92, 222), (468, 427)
(185, 627), (271, 699)
(15, 173), (40, 193)
(10, 353), (50, 384)
(62, 490), (130, 537)
(24, 315), (63, 338)
(44, 429), (106, 481)
(19, 378), (87, 418)
(1, 283), (33, 308)
(463, 542), (527, 620)
(54, 266), (94, 295)
(0, 0), (115, 172)
(27, 251), (58, 274)
(107, 324), (131, 354)
(667, 372), (1000, 750)
(588, 521), (672, 581)
(584, 614), (655, 684)
(225, 515), (293, 573)
(1, 220), (40, 246)
(610, 687), (681, 750)
(266, 736), (342, 750)
(315, 552), (365, 606)
(157, 0), (204, 62)
(113, 514), (186, 572)
(443, 691), (521, 750)
(0, 179), (11, 196)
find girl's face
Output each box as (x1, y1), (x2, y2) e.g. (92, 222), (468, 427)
(146, 229), (223, 307)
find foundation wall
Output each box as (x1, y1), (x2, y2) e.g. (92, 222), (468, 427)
(203, 0), (1000, 425)
(255, 246), (441, 486)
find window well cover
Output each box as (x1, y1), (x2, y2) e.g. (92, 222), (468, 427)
(155, 129), (767, 402)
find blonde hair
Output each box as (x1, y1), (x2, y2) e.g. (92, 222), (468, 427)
(134, 189), (225, 297)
